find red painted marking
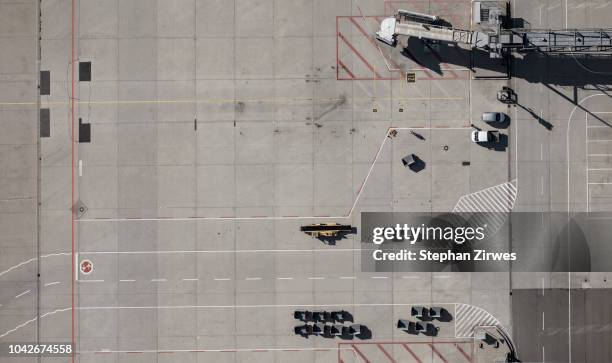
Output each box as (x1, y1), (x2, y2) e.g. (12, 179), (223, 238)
(455, 344), (472, 362)
(338, 60), (356, 79)
(336, 16), (339, 80)
(348, 17), (404, 79)
(70, 0), (76, 358)
(351, 344), (371, 363)
(401, 344), (423, 363)
(377, 344), (397, 363)
(429, 343), (449, 363)
(338, 32), (382, 78)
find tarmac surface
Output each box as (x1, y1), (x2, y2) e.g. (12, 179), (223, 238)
(0, 0), (612, 362)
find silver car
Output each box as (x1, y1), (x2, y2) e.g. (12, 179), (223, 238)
(482, 112), (508, 125)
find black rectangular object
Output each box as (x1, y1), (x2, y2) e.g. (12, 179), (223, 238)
(300, 224), (352, 232)
(40, 108), (50, 138)
(40, 71), (50, 95)
(78, 119), (90, 143)
(79, 62), (91, 82)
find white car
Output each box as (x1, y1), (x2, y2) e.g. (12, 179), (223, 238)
(471, 130), (499, 143)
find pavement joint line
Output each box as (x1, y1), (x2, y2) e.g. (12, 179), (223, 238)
(0, 96), (464, 107)
(14, 290), (30, 299)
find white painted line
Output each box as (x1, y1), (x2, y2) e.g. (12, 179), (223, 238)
(79, 280), (104, 283)
(588, 182), (612, 185)
(245, 277), (261, 281)
(78, 160), (82, 177)
(588, 139), (612, 142)
(542, 312), (545, 331)
(276, 277), (293, 280)
(339, 276), (355, 280)
(543, 345), (546, 363)
(370, 276), (388, 279)
(151, 279), (167, 282)
(15, 290), (30, 299)
(79, 347), (355, 354)
(213, 278), (231, 281)
(44, 281), (60, 287)
(434, 275), (451, 278)
(308, 277), (325, 280)
(80, 248), (367, 255)
(182, 278), (198, 281)
(119, 279), (135, 282)
(401, 276), (418, 279)
(74, 252), (79, 282)
(542, 277), (545, 296)
(589, 154), (612, 156)
(588, 168), (612, 171)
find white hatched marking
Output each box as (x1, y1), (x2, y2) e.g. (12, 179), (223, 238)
(454, 303), (501, 338)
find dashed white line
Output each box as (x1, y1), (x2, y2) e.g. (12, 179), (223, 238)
(151, 279), (167, 282)
(79, 280), (104, 283)
(182, 278), (199, 281)
(119, 279), (135, 282)
(276, 277), (293, 280)
(370, 276), (389, 279)
(44, 282), (60, 287)
(401, 276), (418, 279)
(15, 290), (30, 299)
(308, 277), (325, 280)
(213, 278), (231, 281)
(245, 277), (261, 281)
(434, 275), (451, 278)
(339, 276), (355, 280)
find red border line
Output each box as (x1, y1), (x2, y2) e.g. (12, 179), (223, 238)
(338, 32), (382, 78)
(348, 17), (404, 79)
(70, 0), (76, 358)
(377, 344), (397, 363)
